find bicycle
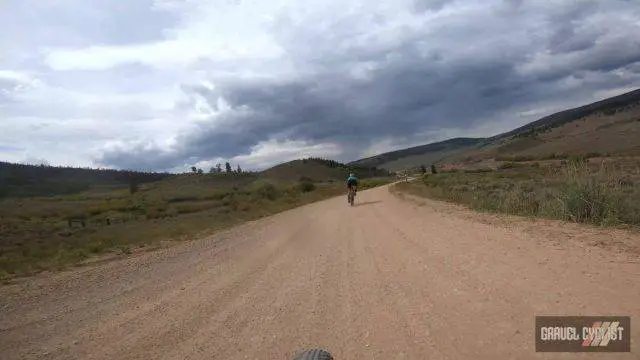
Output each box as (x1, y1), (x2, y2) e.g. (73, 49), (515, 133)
(293, 349), (334, 360)
(347, 186), (357, 206)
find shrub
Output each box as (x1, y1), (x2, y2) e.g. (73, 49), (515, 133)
(203, 191), (230, 201)
(498, 162), (516, 170)
(85, 206), (103, 216)
(167, 196), (199, 203)
(558, 164), (625, 225)
(298, 181), (316, 193)
(412, 162), (639, 227)
(549, 152), (568, 160)
(145, 206), (170, 219)
(567, 155), (588, 166)
(513, 155), (535, 161)
(118, 245), (132, 255)
(256, 183), (279, 200)
(463, 168), (494, 173)
(173, 201), (220, 214)
(498, 162), (531, 170)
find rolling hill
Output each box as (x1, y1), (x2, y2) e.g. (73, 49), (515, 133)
(260, 158), (390, 182)
(0, 162), (172, 198)
(489, 88), (640, 141)
(349, 137), (485, 171)
(0, 157), (391, 199)
(350, 88), (640, 170)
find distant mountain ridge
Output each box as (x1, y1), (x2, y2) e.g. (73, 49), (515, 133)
(349, 137), (485, 168)
(489, 88), (640, 140)
(351, 88), (640, 170)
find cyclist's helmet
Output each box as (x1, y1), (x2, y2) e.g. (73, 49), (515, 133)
(349, 173), (355, 177)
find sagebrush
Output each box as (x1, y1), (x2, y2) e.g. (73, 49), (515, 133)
(399, 159), (640, 227)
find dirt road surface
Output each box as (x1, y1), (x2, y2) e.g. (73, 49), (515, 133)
(1, 184), (639, 359)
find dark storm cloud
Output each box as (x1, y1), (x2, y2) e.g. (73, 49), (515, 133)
(97, 142), (185, 171)
(627, 62), (640, 74)
(547, 24), (601, 55)
(97, 0), (640, 171)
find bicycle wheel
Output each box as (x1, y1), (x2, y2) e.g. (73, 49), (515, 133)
(293, 349), (334, 360)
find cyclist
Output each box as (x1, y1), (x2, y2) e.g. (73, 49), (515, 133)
(346, 173), (358, 202)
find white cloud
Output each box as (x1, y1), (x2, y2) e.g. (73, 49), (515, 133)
(231, 139), (343, 170)
(45, 37), (283, 71)
(0, 70), (44, 95)
(0, 70), (33, 83)
(105, 138), (343, 172)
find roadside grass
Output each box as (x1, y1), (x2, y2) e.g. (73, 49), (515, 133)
(0, 175), (392, 280)
(358, 178), (394, 190)
(394, 158), (640, 228)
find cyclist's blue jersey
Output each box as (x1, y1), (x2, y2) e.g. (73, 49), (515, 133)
(347, 176), (358, 186)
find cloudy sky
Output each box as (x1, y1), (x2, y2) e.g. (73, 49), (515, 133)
(1, 0), (639, 172)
